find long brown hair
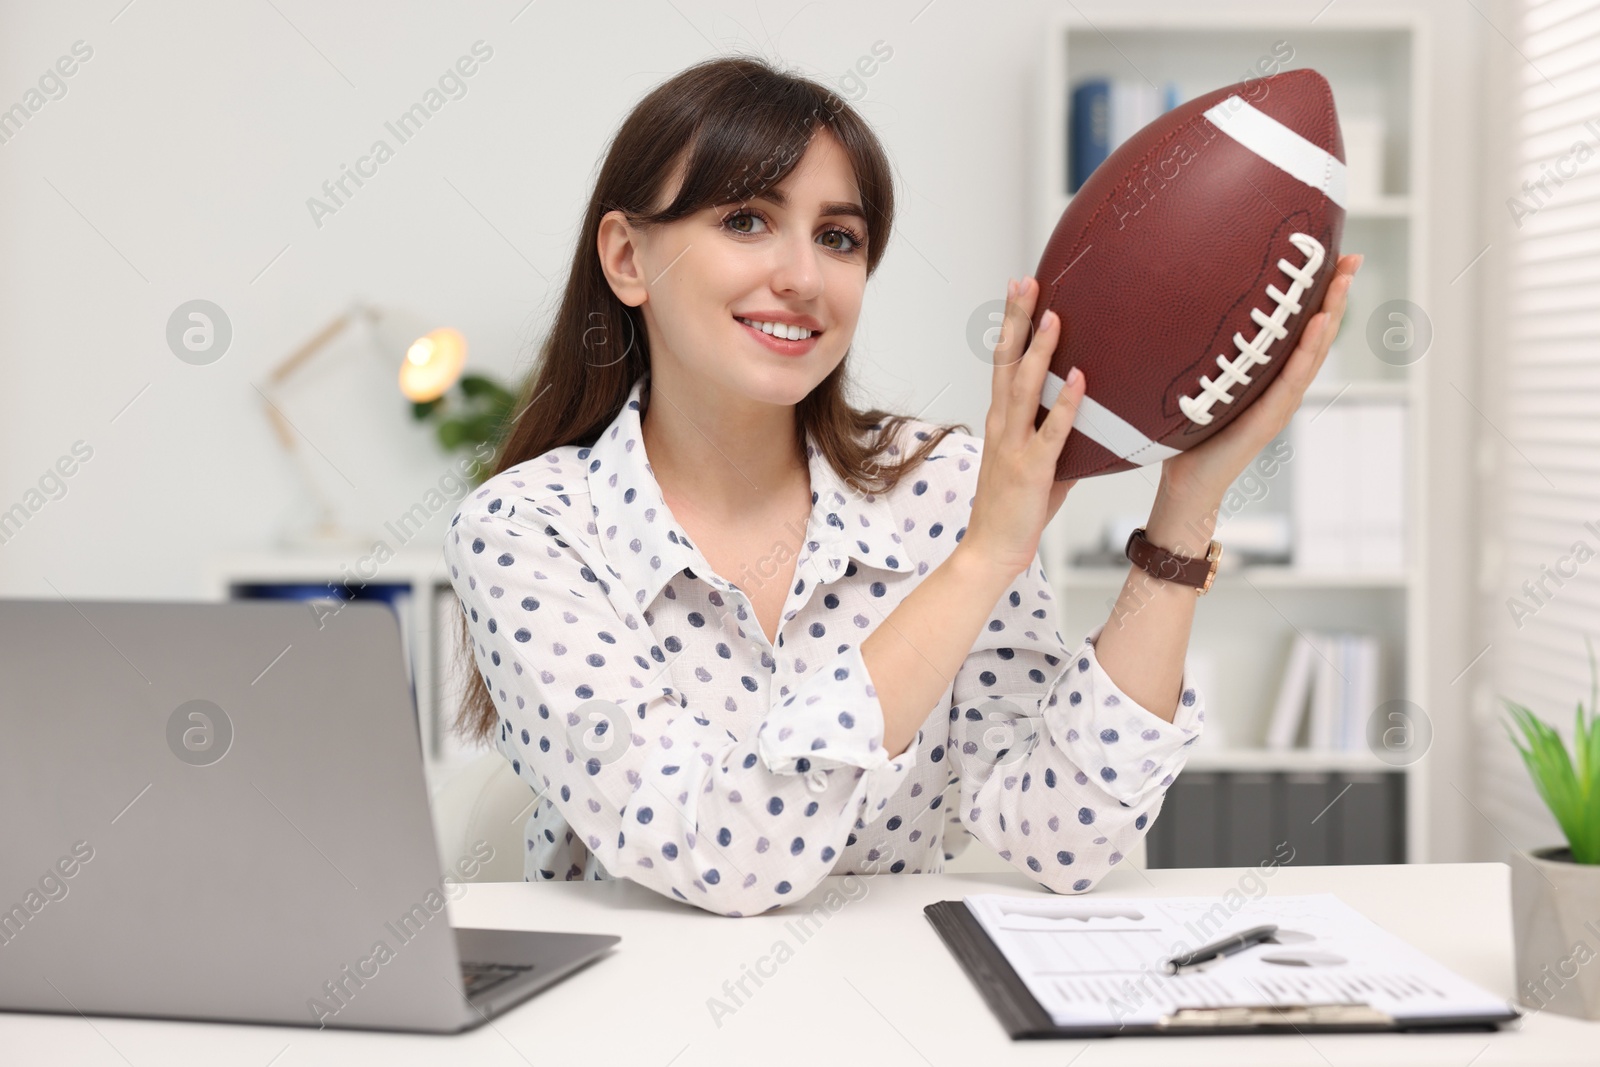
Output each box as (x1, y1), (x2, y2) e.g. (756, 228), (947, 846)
(452, 54), (970, 744)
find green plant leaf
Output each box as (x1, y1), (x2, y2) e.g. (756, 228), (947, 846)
(1581, 635), (1600, 792)
(1581, 635), (1600, 861)
(406, 369), (521, 465)
(436, 418), (468, 451)
(459, 411), (506, 445)
(1500, 636), (1600, 864)
(458, 373), (514, 402)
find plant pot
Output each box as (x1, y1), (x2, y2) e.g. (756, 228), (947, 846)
(1510, 845), (1600, 1020)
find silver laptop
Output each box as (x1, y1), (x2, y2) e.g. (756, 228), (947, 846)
(0, 596), (618, 1033)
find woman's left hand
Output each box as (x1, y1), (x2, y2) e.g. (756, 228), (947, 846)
(1158, 253), (1363, 507)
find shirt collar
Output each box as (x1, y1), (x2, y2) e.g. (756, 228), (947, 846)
(586, 372), (916, 610)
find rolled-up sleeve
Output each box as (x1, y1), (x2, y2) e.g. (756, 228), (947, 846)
(445, 506), (916, 917)
(947, 552), (1206, 893)
(756, 642), (919, 820)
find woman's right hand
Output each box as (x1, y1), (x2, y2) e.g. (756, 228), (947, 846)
(959, 275), (1087, 582)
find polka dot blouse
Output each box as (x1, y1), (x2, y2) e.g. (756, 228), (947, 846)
(444, 372), (1207, 917)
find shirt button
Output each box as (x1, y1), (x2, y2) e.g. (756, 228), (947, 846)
(804, 769), (828, 793)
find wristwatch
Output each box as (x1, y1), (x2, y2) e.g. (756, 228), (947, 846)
(1124, 526), (1223, 595)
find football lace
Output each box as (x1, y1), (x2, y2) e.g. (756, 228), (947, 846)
(1178, 232), (1327, 426)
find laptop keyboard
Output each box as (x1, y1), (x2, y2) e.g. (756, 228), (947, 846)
(461, 961), (536, 1000)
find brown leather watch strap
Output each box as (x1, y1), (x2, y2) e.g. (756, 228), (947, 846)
(1124, 527), (1223, 595)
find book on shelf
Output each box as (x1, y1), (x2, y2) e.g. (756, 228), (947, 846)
(1290, 400), (1405, 572)
(1265, 629), (1383, 753)
(1068, 77), (1180, 193)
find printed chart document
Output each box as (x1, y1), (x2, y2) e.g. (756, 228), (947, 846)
(962, 892), (1517, 1029)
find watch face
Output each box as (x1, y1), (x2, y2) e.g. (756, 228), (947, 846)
(1199, 542), (1221, 593)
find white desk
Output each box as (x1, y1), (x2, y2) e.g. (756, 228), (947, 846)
(1, 862), (1591, 1065)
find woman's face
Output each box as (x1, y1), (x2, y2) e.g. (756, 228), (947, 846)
(607, 128), (871, 409)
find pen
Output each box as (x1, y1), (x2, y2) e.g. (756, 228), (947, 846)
(1164, 924), (1279, 975)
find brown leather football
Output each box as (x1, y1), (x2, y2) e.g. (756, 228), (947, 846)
(1033, 68), (1347, 480)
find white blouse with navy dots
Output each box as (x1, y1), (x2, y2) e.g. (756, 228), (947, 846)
(444, 371), (1206, 917)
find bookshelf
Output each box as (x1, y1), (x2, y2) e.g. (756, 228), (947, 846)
(1033, 10), (1431, 863)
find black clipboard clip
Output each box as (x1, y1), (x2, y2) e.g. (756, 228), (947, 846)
(1157, 1002), (1395, 1030)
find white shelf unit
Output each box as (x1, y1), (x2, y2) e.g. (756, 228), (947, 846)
(205, 549), (491, 789)
(1033, 11), (1431, 862)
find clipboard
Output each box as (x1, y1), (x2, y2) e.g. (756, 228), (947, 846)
(925, 893), (1524, 1038)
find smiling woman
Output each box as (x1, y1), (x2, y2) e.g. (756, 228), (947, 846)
(443, 55), (1217, 917)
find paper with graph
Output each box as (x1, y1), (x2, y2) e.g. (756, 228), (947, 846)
(963, 892), (1514, 1027)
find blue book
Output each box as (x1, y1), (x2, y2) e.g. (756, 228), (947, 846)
(1069, 78), (1110, 193)
(1070, 78), (1185, 195)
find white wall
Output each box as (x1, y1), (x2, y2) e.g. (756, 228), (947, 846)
(0, 0), (1494, 861)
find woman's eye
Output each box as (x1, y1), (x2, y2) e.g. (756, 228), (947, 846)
(723, 210), (864, 254)
(724, 211), (765, 234)
(821, 229), (862, 253)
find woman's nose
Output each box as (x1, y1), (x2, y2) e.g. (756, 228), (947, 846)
(769, 232), (823, 297)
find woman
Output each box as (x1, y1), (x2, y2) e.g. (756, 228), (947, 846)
(445, 55), (1358, 916)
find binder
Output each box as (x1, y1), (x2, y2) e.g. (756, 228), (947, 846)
(1166, 771), (1220, 868)
(1309, 631), (1339, 750)
(1290, 403), (1408, 572)
(1355, 403), (1406, 570)
(1148, 771), (1404, 869)
(925, 893), (1521, 1038)
(1282, 772), (1335, 866)
(1351, 635), (1381, 750)
(1334, 772), (1403, 864)
(1265, 634), (1317, 749)
(1265, 630), (1385, 754)
(1221, 773), (1277, 867)
(1291, 407), (1349, 569)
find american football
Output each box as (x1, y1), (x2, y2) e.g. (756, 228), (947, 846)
(1033, 67), (1347, 480)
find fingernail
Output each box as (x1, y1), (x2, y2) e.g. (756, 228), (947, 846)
(1006, 278), (1016, 300)
(1067, 366), (1082, 386)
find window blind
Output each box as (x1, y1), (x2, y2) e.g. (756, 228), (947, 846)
(1479, 0), (1600, 849)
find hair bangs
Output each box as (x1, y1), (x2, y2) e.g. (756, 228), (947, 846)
(631, 76), (890, 270)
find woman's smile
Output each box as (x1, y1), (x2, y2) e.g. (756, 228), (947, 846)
(734, 313), (822, 356)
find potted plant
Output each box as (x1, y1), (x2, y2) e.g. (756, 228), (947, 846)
(1503, 634), (1600, 1019)
(410, 371), (520, 487)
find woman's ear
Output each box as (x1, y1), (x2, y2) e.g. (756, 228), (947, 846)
(597, 210), (650, 308)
